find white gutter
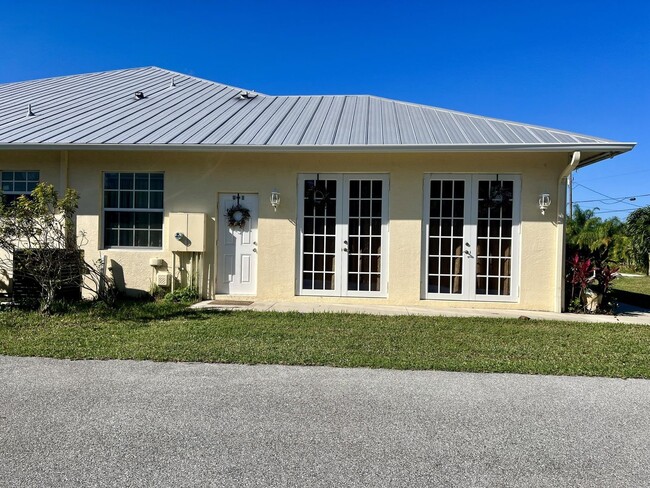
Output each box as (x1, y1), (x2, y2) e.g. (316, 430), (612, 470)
(0, 142), (636, 158)
(555, 151), (581, 312)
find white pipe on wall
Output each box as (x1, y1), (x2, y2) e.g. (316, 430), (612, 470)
(555, 151), (581, 312)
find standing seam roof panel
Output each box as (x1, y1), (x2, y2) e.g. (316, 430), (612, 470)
(316, 96), (346, 145)
(349, 97), (369, 144)
(508, 124), (543, 144)
(300, 96), (335, 145)
(381, 101), (401, 144)
(264, 97), (311, 145)
(0, 70), (168, 139)
(247, 97), (300, 145)
(451, 114), (487, 144)
(468, 117), (506, 143)
(367, 97), (383, 144)
(332, 96), (356, 145)
(282, 97), (323, 145)
(73, 78), (209, 143)
(234, 97), (293, 145)
(393, 102), (418, 144)
(136, 84), (232, 143)
(164, 88), (243, 143)
(109, 82), (221, 143)
(190, 96), (266, 144)
(405, 105), (435, 144)
(209, 96), (278, 144)
(11, 71), (175, 143)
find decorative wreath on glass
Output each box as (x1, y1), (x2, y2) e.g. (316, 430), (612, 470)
(306, 180), (331, 208)
(225, 204), (251, 229)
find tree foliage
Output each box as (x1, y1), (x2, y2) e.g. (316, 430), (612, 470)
(626, 206), (650, 273)
(0, 183), (116, 313)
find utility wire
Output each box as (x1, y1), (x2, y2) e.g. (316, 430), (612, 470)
(573, 192), (650, 204)
(573, 183), (642, 208)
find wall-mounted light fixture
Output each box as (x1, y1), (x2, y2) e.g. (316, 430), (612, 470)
(174, 232), (185, 241)
(538, 193), (551, 215)
(270, 190), (281, 212)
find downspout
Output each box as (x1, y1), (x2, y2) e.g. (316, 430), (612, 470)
(555, 151), (581, 312)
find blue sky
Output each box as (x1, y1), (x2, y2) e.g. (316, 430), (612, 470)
(0, 0), (647, 220)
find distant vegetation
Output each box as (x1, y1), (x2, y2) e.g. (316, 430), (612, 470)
(565, 205), (650, 312)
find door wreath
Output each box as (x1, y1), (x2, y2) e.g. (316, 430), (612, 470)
(306, 180), (331, 208)
(225, 204), (251, 229)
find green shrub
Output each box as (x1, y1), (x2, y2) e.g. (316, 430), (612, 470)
(163, 286), (199, 303)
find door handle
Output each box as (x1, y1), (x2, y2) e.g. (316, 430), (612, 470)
(253, 248), (257, 253)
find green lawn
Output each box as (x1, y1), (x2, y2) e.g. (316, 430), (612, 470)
(1, 301), (649, 378)
(612, 275), (650, 295)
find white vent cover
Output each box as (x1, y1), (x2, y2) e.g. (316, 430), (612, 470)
(156, 272), (170, 287)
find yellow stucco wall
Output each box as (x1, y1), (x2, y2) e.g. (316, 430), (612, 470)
(1, 149), (576, 311)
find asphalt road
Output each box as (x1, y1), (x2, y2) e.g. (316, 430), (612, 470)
(1, 356), (649, 487)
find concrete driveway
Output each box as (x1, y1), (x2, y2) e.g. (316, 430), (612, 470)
(1, 356), (649, 487)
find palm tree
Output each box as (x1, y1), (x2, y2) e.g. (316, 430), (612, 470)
(626, 206), (650, 274)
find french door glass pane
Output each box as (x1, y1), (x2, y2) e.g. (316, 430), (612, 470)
(302, 179), (337, 290)
(475, 179), (514, 296)
(347, 179), (383, 292)
(427, 179), (464, 294)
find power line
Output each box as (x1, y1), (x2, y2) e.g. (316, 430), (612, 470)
(592, 209), (636, 215)
(573, 192), (650, 204)
(573, 183), (642, 208)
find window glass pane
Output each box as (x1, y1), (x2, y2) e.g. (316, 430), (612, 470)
(149, 231), (162, 247)
(135, 191), (149, 208)
(14, 182), (26, 192)
(119, 212), (134, 228)
(119, 191), (133, 209)
(150, 212), (163, 228)
(150, 192), (163, 209)
(135, 173), (149, 190)
(2, 182), (12, 192)
(104, 191), (118, 208)
(134, 212), (149, 227)
(150, 173), (164, 190)
(14, 172), (26, 181)
(27, 182), (38, 191)
(104, 173), (119, 190)
(119, 230), (133, 247)
(105, 230), (119, 247)
(120, 173), (134, 190)
(134, 230), (149, 247)
(2, 172), (13, 181)
(27, 172), (39, 181)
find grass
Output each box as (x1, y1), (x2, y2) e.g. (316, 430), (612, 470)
(612, 275), (650, 295)
(1, 301), (650, 378)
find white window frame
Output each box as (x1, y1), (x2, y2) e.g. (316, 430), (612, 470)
(1, 170), (40, 203)
(102, 171), (164, 250)
(422, 173), (521, 302)
(297, 173), (390, 298)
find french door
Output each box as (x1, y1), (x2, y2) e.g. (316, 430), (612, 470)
(423, 174), (520, 301)
(297, 174), (389, 297)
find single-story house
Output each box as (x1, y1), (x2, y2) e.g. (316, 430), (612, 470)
(0, 67), (635, 311)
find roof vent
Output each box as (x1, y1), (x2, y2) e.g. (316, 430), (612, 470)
(237, 91), (257, 100)
(26, 104), (35, 117)
(134, 91), (145, 100)
(169, 77), (176, 88)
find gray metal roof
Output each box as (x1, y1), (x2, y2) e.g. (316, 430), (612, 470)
(0, 66), (635, 159)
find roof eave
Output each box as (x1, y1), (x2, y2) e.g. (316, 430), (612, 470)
(0, 142), (636, 158)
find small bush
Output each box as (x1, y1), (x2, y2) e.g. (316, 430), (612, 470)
(163, 286), (199, 303)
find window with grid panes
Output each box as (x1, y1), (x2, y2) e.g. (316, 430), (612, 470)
(1, 171), (39, 204)
(103, 172), (164, 248)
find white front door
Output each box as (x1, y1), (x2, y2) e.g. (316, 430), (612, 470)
(217, 193), (258, 295)
(297, 174), (389, 297)
(423, 174), (521, 301)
